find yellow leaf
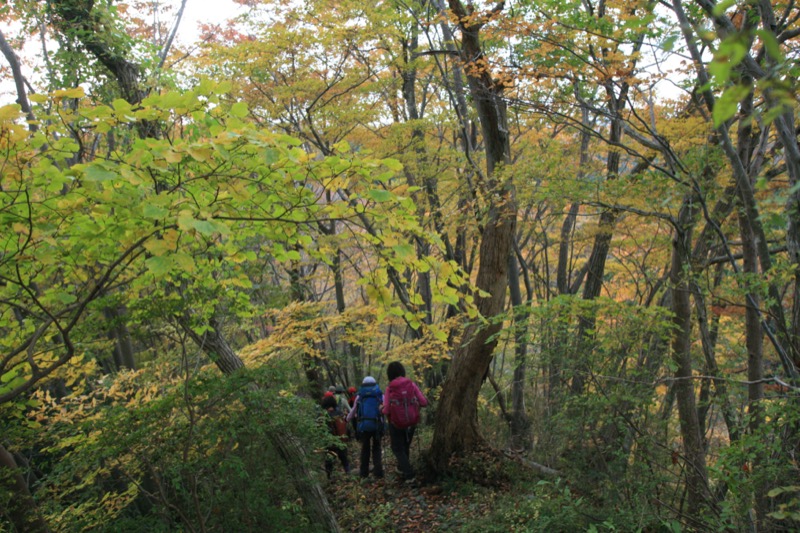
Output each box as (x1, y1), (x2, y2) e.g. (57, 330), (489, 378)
(164, 150), (183, 163)
(143, 239), (170, 256)
(53, 87), (85, 99)
(187, 146), (212, 162)
(173, 252), (196, 272)
(0, 105), (21, 121)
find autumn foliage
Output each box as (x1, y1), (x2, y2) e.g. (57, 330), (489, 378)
(2, 0), (800, 531)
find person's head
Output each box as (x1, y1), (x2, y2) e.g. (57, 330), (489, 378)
(327, 385), (336, 393)
(362, 376), (377, 387)
(348, 386), (356, 395)
(321, 395), (337, 409)
(387, 361), (406, 382)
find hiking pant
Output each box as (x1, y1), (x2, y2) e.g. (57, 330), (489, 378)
(358, 430), (383, 478)
(389, 424), (415, 480)
(325, 444), (350, 479)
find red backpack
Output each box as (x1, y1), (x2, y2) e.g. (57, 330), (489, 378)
(386, 379), (421, 429)
(327, 408), (348, 438)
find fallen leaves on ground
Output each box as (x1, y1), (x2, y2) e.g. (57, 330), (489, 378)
(326, 445), (510, 532)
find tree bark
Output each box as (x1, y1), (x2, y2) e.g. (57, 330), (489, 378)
(429, 0), (516, 469)
(508, 248), (531, 449)
(670, 197), (713, 518)
(0, 442), (51, 533)
(0, 29), (37, 130)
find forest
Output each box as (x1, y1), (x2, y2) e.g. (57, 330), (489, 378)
(0, 0), (799, 531)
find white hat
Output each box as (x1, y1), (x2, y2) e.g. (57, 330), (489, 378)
(362, 376), (376, 385)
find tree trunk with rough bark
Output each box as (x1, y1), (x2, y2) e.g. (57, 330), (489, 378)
(429, 0), (516, 469)
(670, 198), (713, 518)
(0, 442), (51, 533)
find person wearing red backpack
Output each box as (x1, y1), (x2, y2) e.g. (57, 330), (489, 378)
(383, 362), (428, 484)
(321, 394), (350, 479)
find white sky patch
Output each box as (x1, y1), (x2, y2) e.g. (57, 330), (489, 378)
(0, 0), (248, 105)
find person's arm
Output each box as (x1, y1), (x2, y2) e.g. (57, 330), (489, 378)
(380, 385), (390, 414)
(346, 396), (359, 422)
(413, 382), (428, 407)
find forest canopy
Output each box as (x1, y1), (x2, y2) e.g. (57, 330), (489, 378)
(1, 0), (799, 531)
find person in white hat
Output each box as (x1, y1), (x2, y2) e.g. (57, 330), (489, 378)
(346, 376), (385, 479)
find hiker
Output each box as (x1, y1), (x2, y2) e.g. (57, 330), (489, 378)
(334, 385), (351, 415)
(347, 386), (358, 438)
(347, 386), (357, 408)
(346, 376), (384, 479)
(321, 394), (350, 479)
(384, 362), (428, 483)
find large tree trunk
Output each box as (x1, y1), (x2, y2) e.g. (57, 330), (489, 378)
(570, 112), (624, 394)
(429, 0), (516, 469)
(430, 207), (515, 465)
(0, 443), (51, 533)
(670, 198), (713, 518)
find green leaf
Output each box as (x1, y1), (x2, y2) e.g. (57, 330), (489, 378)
(712, 0), (737, 16)
(112, 98), (132, 113)
(392, 243), (415, 260)
(768, 486), (800, 497)
(0, 376), (27, 396)
(191, 220), (218, 236)
(712, 84), (751, 126)
(142, 204), (169, 219)
(273, 243), (288, 262)
(382, 158), (403, 172)
(215, 80), (233, 94)
(367, 189), (393, 203)
(264, 148), (279, 165)
(709, 35), (749, 84)
(756, 29), (784, 62)
(708, 61), (732, 85)
(55, 291), (78, 305)
(146, 256), (172, 277)
(332, 140), (351, 153)
(230, 101), (249, 118)
(1, 366), (22, 383)
(85, 165), (117, 182)
(662, 34), (678, 52)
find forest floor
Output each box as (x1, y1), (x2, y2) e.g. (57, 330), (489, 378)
(325, 439), (530, 532)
